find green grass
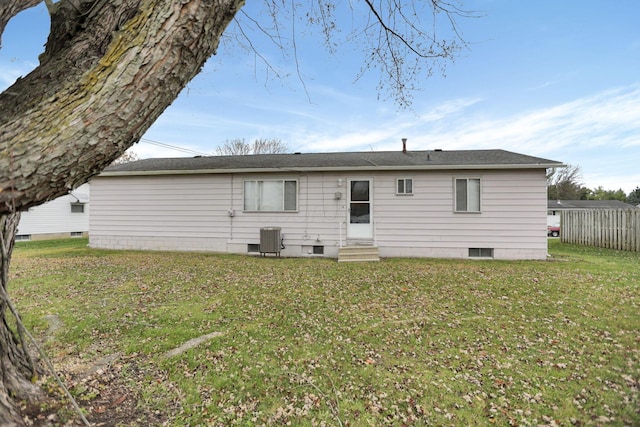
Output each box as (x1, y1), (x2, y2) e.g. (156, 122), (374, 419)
(10, 238), (640, 426)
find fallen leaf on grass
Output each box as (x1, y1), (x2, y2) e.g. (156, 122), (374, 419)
(111, 394), (127, 407)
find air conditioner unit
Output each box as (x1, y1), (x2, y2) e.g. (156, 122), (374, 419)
(260, 227), (282, 256)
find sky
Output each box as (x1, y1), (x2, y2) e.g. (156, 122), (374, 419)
(1, 1), (639, 194)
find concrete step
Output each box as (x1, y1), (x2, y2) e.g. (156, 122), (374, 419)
(338, 246), (380, 262)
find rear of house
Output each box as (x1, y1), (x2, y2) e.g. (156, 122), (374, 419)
(89, 149), (562, 260)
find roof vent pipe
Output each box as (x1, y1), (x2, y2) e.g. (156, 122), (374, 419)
(402, 138), (407, 153)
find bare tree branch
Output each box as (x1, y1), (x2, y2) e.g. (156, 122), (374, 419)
(215, 138), (289, 155)
(363, 0), (430, 59)
(222, 1), (475, 108)
(289, 0), (311, 103)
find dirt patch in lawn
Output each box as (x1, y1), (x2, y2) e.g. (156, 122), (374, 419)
(21, 350), (177, 426)
(20, 326), (224, 425)
(19, 315), (184, 426)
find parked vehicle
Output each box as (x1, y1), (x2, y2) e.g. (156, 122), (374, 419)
(547, 225), (560, 237)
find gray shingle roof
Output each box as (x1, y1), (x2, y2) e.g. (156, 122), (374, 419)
(548, 200), (637, 210)
(102, 149), (563, 176)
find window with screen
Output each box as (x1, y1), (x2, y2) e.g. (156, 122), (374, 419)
(455, 178), (481, 212)
(243, 180), (298, 212)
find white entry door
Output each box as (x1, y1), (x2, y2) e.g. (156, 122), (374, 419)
(347, 179), (373, 240)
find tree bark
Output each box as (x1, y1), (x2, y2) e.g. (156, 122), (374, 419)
(0, 0), (244, 422)
(0, 0), (245, 214)
(1, 212), (43, 426)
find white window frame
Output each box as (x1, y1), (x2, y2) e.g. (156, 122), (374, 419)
(396, 178), (413, 195)
(454, 177), (481, 213)
(243, 179), (298, 212)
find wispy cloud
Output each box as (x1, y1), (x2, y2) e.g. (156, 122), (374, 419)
(369, 84), (640, 156)
(291, 84), (640, 191)
(527, 81), (557, 91)
(299, 97), (484, 152)
(0, 64), (28, 89)
(87, 79), (640, 193)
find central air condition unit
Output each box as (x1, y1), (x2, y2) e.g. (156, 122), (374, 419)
(260, 227), (282, 256)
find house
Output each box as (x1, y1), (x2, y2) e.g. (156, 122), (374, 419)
(16, 183), (90, 241)
(89, 148), (563, 260)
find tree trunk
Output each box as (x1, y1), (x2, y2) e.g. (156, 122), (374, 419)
(1, 0), (245, 214)
(0, 0), (244, 421)
(0, 212), (43, 426)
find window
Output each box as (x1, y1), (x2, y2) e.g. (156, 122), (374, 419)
(455, 178), (481, 212)
(397, 178), (413, 195)
(469, 248), (494, 258)
(244, 180), (297, 212)
(70, 203), (85, 213)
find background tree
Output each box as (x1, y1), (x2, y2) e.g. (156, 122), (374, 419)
(111, 150), (140, 165)
(215, 138), (289, 155)
(0, 0), (469, 423)
(547, 164), (589, 200)
(626, 187), (640, 205)
(586, 186), (627, 202)
(216, 139), (252, 155)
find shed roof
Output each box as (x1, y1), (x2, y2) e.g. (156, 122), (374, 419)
(548, 200), (637, 210)
(101, 149), (562, 176)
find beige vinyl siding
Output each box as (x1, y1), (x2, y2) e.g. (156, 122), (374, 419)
(374, 169), (548, 259)
(91, 173), (348, 255)
(226, 173), (345, 253)
(90, 175), (232, 251)
(90, 168), (549, 259)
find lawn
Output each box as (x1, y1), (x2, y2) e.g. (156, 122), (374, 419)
(9, 239), (640, 426)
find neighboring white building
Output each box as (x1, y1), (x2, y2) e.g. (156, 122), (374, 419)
(16, 183), (90, 241)
(89, 149), (563, 260)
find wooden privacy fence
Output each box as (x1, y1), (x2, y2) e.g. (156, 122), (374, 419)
(560, 209), (640, 252)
